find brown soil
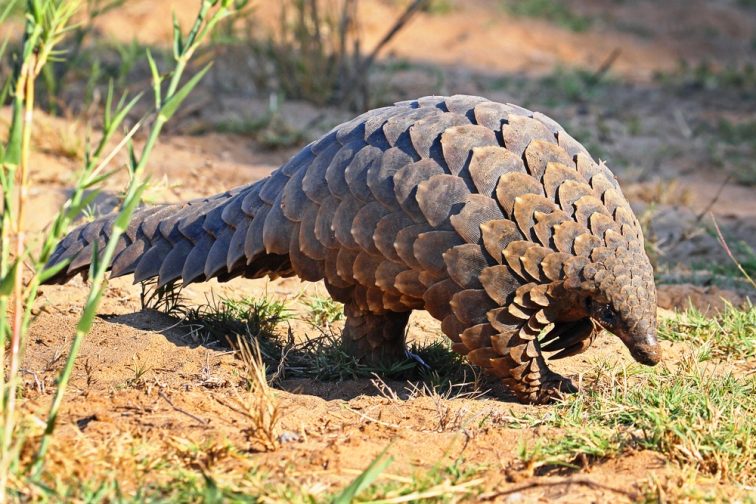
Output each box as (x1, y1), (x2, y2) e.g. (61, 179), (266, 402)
(22, 279), (693, 502)
(9, 0), (755, 500)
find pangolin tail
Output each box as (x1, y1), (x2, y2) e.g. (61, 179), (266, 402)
(45, 179), (293, 286)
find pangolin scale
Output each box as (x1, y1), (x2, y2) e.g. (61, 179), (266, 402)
(47, 94), (661, 403)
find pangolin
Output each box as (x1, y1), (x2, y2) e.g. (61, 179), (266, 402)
(46, 95), (661, 403)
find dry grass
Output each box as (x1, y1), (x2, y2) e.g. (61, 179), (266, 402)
(241, 0), (430, 110)
(222, 336), (281, 452)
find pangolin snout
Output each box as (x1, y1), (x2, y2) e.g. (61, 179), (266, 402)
(630, 342), (661, 366)
(628, 331), (661, 366)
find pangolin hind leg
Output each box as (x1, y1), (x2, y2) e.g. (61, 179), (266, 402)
(341, 303), (411, 366)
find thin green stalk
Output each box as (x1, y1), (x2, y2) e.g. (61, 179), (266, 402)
(4, 55), (37, 489)
(0, 3), (58, 496)
(0, 211), (8, 503)
(19, 117), (143, 345)
(0, 103), (23, 407)
(29, 199), (144, 476)
(0, 164), (11, 433)
(0, 0), (121, 494)
(9, 99), (143, 490)
(30, 0), (238, 477)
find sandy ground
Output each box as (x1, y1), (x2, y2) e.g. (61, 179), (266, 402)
(6, 0), (755, 500)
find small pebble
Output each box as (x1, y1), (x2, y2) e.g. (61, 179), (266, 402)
(278, 431), (301, 444)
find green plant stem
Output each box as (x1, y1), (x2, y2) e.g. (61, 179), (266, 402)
(31, 0), (234, 476)
(22, 100), (142, 482)
(0, 178), (12, 504)
(0, 2), (94, 498)
(0, 104), (14, 398)
(18, 119), (142, 350)
(1, 53), (36, 502)
(0, 154), (11, 451)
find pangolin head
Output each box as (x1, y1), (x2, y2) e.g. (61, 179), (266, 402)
(581, 245), (661, 366)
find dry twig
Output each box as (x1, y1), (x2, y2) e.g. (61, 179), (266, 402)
(711, 214), (755, 288)
(481, 476), (636, 500)
(696, 174), (732, 222)
(158, 390), (209, 426)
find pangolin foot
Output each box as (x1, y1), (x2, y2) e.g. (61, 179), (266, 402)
(341, 305), (411, 367)
(532, 374), (578, 404)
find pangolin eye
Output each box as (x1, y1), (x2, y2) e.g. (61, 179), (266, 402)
(598, 305), (617, 325)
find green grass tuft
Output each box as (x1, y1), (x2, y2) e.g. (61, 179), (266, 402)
(519, 354), (756, 483)
(291, 334), (478, 391)
(209, 112), (308, 150)
(712, 120), (756, 186)
(655, 61), (756, 93)
(716, 119), (756, 146)
(184, 295), (292, 347)
(658, 301), (755, 360)
(166, 294), (482, 395)
(534, 66), (614, 107)
(343, 457), (484, 502)
(304, 296), (344, 326)
(500, 0), (592, 32)
(519, 428), (622, 470)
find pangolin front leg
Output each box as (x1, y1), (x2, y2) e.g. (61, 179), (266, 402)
(46, 94), (660, 404)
